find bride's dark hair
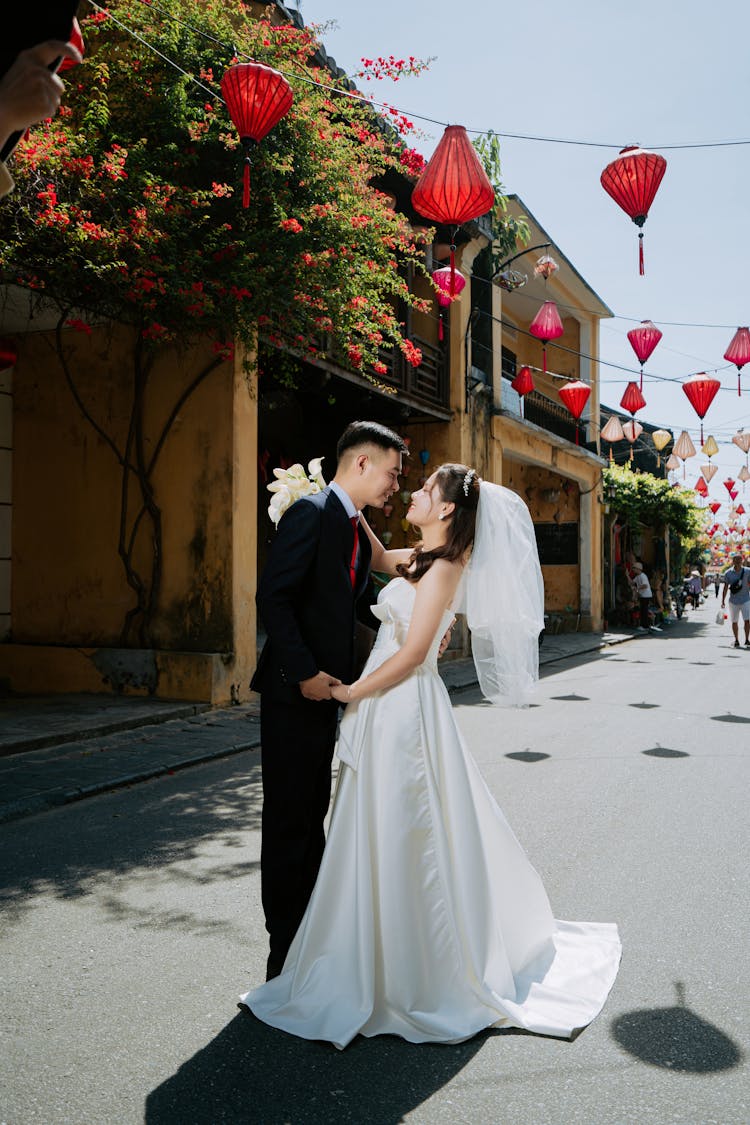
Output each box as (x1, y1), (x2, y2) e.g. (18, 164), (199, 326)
(397, 463), (480, 583)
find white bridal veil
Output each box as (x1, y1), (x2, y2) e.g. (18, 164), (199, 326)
(461, 481), (545, 707)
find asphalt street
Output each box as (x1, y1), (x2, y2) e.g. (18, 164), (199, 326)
(1, 604), (748, 1124)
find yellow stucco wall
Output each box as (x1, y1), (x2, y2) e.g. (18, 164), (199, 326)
(0, 327), (257, 701)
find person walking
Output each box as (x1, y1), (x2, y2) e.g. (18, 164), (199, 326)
(720, 553), (750, 648)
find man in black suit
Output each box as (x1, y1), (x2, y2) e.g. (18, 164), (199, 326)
(252, 420), (408, 979)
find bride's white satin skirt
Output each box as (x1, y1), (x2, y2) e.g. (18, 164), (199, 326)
(243, 625), (620, 1049)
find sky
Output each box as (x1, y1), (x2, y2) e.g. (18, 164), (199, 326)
(298, 0), (750, 516)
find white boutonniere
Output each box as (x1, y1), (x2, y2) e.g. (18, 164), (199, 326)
(267, 458), (326, 526)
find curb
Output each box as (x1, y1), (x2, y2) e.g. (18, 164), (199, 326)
(0, 734), (262, 826)
(0, 701), (212, 759)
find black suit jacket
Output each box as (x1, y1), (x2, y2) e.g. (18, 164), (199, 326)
(251, 488), (373, 704)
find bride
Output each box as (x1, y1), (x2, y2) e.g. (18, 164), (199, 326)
(241, 464), (621, 1048)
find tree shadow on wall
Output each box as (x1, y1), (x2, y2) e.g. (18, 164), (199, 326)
(611, 982), (743, 1073)
(144, 1011), (484, 1125)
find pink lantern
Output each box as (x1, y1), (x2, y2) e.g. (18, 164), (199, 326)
(627, 320), (662, 390)
(431, 267), (466, 341)
(601, 414), (625, 462)
(622, 418), (643, 462)
(529, 301), (564, 373)
(723, 327), (750, 396)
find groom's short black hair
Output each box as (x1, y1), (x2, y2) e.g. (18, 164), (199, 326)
(336, 421), (409, 462)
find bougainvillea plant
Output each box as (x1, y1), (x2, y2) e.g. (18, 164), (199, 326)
(0, 0), (438, 644)
(0, 0), (432, 372)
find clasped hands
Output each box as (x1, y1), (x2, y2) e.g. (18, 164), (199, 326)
(300, 623), (454, 704)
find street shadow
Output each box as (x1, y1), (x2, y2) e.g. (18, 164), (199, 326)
(505, 750), (550, 763)
(711, 713), (750, 723)
(0, 752), (265, 926)
(642, 746), (690, 759)
(144, 1011), (484, 1125)
(611, 983), (743, 1072)
(629, 702), (659, 709)
(549, 693), (590, 702)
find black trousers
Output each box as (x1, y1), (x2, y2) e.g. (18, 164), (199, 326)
(260, 697), (339, 974)
(639, 596), (651, 629)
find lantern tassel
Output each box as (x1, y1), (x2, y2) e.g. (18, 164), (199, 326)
(739, 372), (742, 398)
(242, 159), (251, 208)
(449, 243), (456, 294)
(438, 312), (444, 342)
(575, 423), (580, 447)
(638, 232), (644, 276)
(639, 366), (643, 392)
(542, 345), (547, 374)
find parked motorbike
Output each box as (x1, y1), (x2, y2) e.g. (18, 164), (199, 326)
(670, 583), (686, 618)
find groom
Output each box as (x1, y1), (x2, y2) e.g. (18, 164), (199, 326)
(252, 420), (408, 979)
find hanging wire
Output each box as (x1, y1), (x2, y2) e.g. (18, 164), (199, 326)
(78, 0), (750, 442)
(98, 0), (750, 153)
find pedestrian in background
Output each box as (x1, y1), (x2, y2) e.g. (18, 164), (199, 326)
(632, 562), (660, 633)
(721, 554), (750, 648)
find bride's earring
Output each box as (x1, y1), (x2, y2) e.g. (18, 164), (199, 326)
(438, 512), (446, 521)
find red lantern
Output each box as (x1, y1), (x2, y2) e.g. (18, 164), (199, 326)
(710, 501), (721, 514)
(58, 18), (84, 72)
(682, 372), (721, 444)
(558, 380), (591, 445)
(511, 365), (535, 417)
(694, 477), (708, 497)
(431, 267), (466, 341)
(221, 63), (293, 207)
(413, 126), (494, 286)
(600, 145), (667, 275)
(627, 320), (662, 390)
(620, 381), (646, 417)
(529, 301), (564, 373)
(724, 478), (736, 495)
(0, 339), (18, 372)
(723, 327), (750, 397)
(730, 488), (739, 500)
(737, 504), (746, 516)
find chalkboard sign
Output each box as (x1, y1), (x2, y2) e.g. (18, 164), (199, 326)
(534, 522), (579, 565)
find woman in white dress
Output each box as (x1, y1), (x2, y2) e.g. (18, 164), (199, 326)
(241, 465), (621, 1049)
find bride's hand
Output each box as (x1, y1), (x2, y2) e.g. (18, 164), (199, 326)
(331, 682), (353, 704)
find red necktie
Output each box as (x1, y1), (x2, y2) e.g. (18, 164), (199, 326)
(349, 516), (359, 588)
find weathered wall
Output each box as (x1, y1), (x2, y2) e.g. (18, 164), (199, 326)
(0, 326), (257, 700)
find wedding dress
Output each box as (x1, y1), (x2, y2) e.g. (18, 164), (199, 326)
(242, 577), (621, 1048)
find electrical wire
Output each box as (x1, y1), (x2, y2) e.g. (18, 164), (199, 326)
(102, 0), (750, 153)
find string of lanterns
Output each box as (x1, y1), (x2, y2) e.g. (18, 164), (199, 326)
(15, 8), (750, 516)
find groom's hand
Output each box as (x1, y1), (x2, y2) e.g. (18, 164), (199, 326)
(300, 671), (341, 701)
(438, 619), (456, 658)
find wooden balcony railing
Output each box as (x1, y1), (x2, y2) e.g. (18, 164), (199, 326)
(501, 377), (589, 446)
(373, 335), (449, 414)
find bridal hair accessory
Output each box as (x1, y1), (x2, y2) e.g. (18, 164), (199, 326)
(463, 469), (476, 496)
(457, 482), (545, 707)
(266, 457), (326, 526)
